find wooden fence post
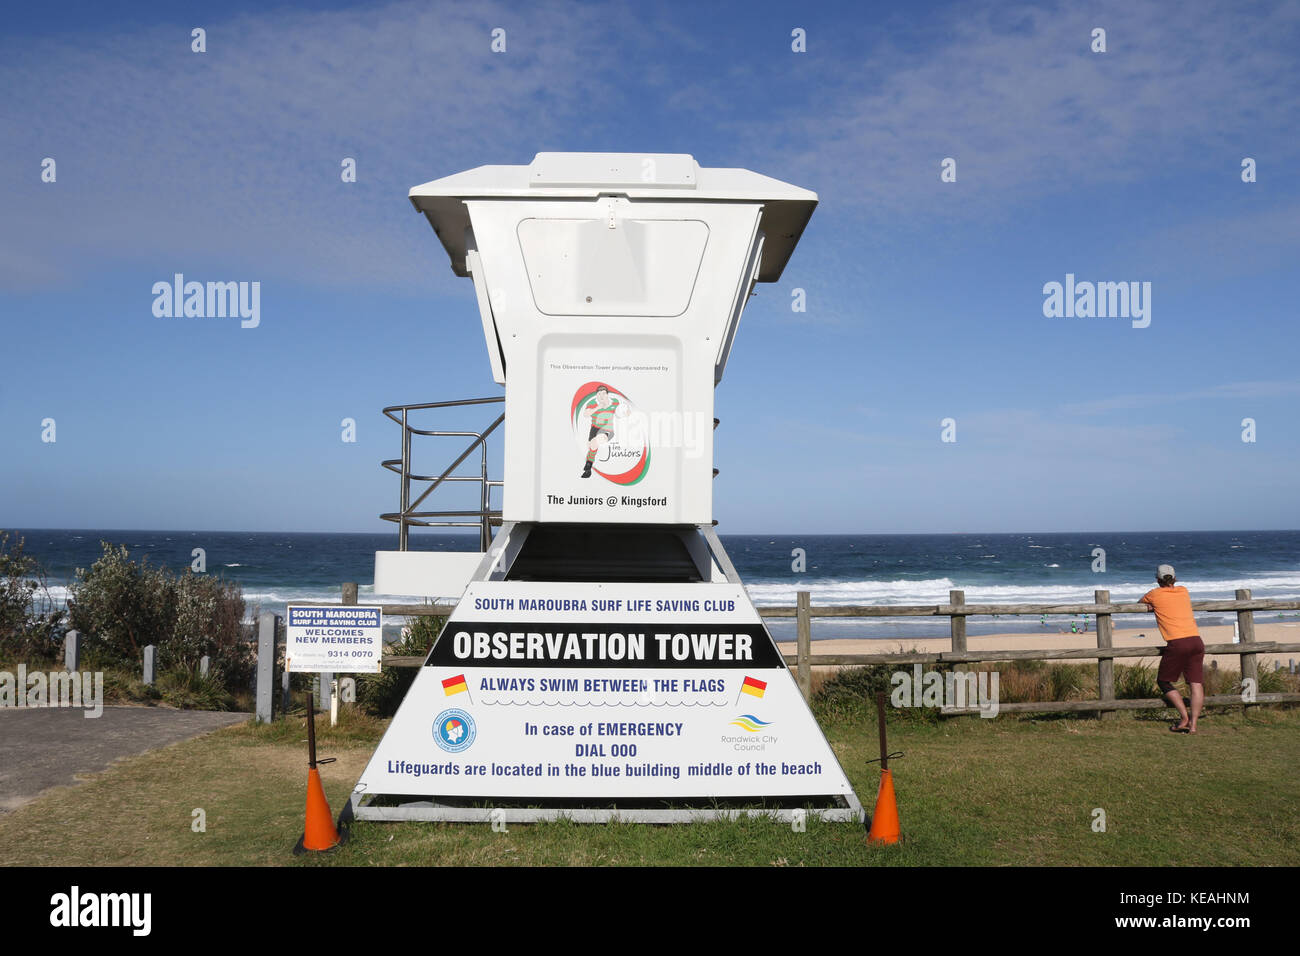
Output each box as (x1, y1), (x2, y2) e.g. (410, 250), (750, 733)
(1235, 588), (1258, 704)
(1095, 589), (1114, 718)
(950, 590), (967, 655)
(796, 591), (812, 701)
(322, 582), (357, 717)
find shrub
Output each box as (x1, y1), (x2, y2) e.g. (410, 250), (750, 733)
(1046, 663), (1087, 701)
(812, 663), (948, 723)
(1115, 661), (1156, 699)
(814, 663), (896, 704)
(157, 668), (236, 711)
(1010, 658), (1046, 674)
(169, 570), (252, 687)
(1258, 661), (1295, 695)
(356, 613), (445, 717)
(996, 666), (1045, 704)
(67, 543), (174, 665)
(1203, 663), (1236, 697)
(0, 531), (64, 661)
(67, 541), (251, 688)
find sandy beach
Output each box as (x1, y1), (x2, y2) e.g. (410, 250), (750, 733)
(778, 621), (1300, 671)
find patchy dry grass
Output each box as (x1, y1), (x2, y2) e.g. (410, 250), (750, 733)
(2, 701), (1297, 867)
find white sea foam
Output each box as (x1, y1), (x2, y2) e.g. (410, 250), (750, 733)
(31, 568), (1300, 627)
(743, 572), (1300, 607)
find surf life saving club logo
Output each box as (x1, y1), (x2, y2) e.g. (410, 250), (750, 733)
(571, 382), (649, 484)
(434, 708), (477, 753)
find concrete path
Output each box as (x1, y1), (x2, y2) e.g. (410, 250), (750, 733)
(0, 705), (249, 813)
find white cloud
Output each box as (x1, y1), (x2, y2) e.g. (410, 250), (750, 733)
(711, 1), (1300, 225)
(0, 0), (629, 290)
(3, 0), (1297, 296)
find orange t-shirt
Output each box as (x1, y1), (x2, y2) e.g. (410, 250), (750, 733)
(1140, 586), (1199, 641)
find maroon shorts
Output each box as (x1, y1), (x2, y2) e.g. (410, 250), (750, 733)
(1158, 635), (1205, 684)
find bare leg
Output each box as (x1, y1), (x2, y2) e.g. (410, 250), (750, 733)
(1188, 682), (1204, 733)
(1165, 687), (1189, 730)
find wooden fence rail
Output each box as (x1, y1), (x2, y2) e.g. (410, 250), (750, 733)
(329, 584), (1300, 716)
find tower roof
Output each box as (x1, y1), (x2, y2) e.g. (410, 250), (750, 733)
(409, 152), (817, 281)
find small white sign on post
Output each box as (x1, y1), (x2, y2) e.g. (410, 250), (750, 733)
(286, 606), (383, 673)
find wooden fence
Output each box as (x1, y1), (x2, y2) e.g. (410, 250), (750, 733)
(332, 584), (1300, 717)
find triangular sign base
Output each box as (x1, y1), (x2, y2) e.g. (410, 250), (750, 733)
(351, 577), (863, 824)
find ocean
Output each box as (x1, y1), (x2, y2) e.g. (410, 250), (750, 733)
(10, 528), (1299, 643)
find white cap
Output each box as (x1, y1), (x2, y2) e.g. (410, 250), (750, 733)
(1157, 564), (1176, 580)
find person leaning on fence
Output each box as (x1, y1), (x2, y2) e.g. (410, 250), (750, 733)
(1140, 564), (1205, 734)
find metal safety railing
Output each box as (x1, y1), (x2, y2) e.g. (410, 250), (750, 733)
(379, 397), (504, 552)
(380, 404), (720, 549)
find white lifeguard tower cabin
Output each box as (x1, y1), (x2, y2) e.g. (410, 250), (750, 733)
(353, 153), (862, 824)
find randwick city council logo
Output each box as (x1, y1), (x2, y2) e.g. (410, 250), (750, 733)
(722, 713), (777, 752)
(571, 382), (649, 484)
(433, 708), (477, 753)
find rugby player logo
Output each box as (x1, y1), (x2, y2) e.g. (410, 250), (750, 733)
(571, 382), (649, 484)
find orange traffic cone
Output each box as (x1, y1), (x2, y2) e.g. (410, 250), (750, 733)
(867, 768), (900, 844)
(293, 692), (343, 854)
(300, 766), (341, 851)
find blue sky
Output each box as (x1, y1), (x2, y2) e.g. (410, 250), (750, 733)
(2, 0), (1298, 534)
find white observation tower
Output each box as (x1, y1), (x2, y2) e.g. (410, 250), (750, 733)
(352, 153), (863, 824)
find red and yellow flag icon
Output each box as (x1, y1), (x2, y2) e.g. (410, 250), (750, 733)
(442, 674), (468, 696)
(740, 676), (767, 699)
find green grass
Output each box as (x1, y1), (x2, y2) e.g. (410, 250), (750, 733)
(2, 701), (1297, 866)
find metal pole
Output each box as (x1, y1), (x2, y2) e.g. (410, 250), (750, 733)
(399, 407), (410, 551)
(404, 414), (504, 514)
(306, 692), (317, 769)
(875, 691), (888, 771)
(480, 436), (490, 552)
